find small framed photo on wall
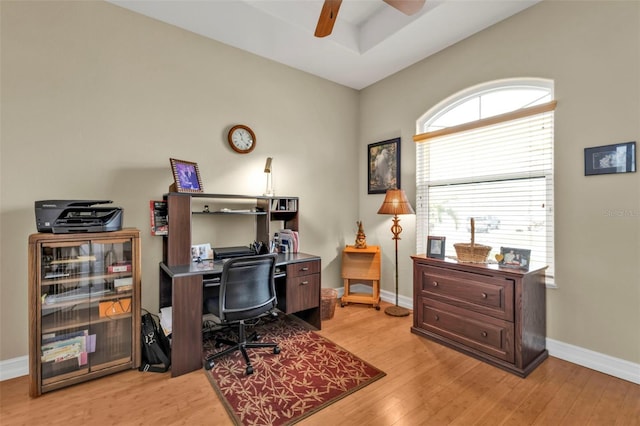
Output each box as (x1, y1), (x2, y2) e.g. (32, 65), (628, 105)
(584, 141), (636, 176)
(427, 236), (446, 259)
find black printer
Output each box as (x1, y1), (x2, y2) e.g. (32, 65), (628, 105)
(35, 200), (123, 233)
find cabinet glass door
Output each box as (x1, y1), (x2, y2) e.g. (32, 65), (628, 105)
(39, 238), (133, 384)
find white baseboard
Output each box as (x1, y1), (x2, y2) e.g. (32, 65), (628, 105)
(336, 283), (413, 310)
(547, 338), (640, 385)
(3, 294), (638, 385)
(341, 284), (640, 385)
(0, 355), (28, 381)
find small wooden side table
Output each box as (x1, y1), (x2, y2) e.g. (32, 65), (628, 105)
(341, 245), (381, 310)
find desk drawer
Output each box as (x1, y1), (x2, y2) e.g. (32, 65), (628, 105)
(282, 273), (320, 313)
(287, 260), (320, 278)
(419, 298), (514, 363)
(417, 264), (514, 321)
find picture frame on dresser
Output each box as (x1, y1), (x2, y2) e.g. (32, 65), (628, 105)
(499, 247), (531, 270)
(170, 158), (203, 193)
(426, 236), (446, 259)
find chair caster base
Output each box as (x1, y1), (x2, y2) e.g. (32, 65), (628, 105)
(204, 359), (215, 371)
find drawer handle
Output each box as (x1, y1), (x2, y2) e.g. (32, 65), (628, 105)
(300, 281), (309, 285)
(481, 292), (488, 299)
(481, 331), (488, 337)
(434, 315), (439, 321)
(432, 281), (439, 287)
(300, 267), (309, 272)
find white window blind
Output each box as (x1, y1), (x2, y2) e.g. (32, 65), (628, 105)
(416, 105), (555, 282)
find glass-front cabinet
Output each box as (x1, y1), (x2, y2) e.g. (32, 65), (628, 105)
(28, 229), (141, 397)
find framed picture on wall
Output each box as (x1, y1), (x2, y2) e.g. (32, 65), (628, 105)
(427, 236), (446, 259)
(170, 158), (203, 193)
(368, 137), (400, 194)
(584, 141), (636, 176)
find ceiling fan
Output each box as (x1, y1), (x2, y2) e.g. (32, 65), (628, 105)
(315, 0), (426, 38)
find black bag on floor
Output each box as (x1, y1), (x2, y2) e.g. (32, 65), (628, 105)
(139, 310), (171, 373)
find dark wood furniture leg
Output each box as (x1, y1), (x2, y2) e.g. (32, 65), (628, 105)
(170, 275), (204, 377)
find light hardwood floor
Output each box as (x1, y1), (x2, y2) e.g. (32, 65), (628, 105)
(2, 300), (639, 425)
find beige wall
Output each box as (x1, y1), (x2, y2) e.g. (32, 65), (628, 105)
(359, 0), (639, 363)
(0, 0), (359, 360)
(1, 0), (639, 367)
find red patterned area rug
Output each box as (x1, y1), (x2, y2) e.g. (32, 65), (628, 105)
(203, 314), (385, 425)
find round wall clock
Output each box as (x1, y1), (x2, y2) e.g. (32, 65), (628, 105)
(227, 124), (256, 154)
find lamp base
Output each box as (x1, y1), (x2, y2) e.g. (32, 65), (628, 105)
(384, 305), (410, 317)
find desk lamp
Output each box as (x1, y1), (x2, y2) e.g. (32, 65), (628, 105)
(377, 188), (415, 317)
(264, 157), (274, 196)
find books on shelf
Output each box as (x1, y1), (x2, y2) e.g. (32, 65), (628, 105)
(271, 198), (297, 212)
(108, 262), (131, 273)
(41, 330), (96, 378)
(150, 200), (168, 236)
(114, 277), (133, 293)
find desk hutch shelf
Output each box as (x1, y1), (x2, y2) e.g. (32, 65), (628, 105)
(163, 192), (298, 267)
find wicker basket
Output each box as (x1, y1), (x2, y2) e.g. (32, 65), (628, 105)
(454, 218), (492, 263)
(320, 288), (338, 320)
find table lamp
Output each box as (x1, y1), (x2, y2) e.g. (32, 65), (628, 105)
(264, 157), (274, 196)
(377, 188), (415, 317)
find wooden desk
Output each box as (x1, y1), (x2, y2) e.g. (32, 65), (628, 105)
(159, 252), (321, 377)
(340, 245), (381, 310)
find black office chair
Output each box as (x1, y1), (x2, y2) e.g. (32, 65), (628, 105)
(203, 253), (281, 375)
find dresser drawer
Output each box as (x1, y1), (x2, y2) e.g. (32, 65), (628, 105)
(286, 260), (320, 278)
(419, 298), (514, 363)
(417, 264), (514, 321)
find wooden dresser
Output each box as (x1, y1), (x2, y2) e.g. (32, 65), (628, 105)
(411, 255), (548, 377)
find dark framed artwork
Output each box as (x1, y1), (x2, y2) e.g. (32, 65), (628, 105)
(499, 247), (531, 271)
(170, 158), (203, 193)
(584, 141), (636, 176)
(427, 236), (446, 259)
(368, 137), (400, 194)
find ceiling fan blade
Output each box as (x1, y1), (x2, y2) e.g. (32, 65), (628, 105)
(315, 0), (342, 38)
(384, 0), (426, 15)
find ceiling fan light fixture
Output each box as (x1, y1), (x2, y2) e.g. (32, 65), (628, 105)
(383, 0), (426, 16)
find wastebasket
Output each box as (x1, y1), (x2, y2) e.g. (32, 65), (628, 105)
(321, 288), (338, 321)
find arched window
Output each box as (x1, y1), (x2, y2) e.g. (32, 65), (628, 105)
(415, 78), (556, 284)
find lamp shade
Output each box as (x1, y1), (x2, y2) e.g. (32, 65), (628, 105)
(377, 189), (415, 215)
(264, 157), (272, 173)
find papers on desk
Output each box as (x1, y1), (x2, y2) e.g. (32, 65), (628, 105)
(159, 307), (172, 337)
(279, 229), (299, 253)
